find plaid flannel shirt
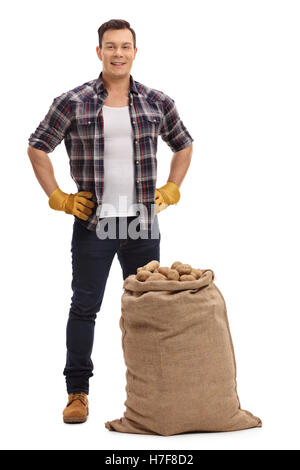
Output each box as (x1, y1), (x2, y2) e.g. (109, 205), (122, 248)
(28, 71), (194, 234)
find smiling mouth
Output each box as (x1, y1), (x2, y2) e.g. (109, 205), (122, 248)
(111, 62), (126, 67)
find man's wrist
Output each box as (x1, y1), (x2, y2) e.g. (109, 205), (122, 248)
(159, 181), (180, 204)
(48, 186), (68, 211)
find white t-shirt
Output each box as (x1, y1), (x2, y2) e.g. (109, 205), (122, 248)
(98, 105), (137, 218)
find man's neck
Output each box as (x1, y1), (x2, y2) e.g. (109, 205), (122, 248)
(102, 71), (130, 96)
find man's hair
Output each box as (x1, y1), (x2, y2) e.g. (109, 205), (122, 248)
(98, 19), (136, 49)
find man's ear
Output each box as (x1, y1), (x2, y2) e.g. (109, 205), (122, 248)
(96, 46), (102, 60)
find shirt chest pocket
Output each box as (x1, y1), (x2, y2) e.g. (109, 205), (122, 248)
(76, 116), (98, 141)
(139, 114), (161, 138)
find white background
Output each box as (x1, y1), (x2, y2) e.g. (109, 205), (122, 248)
(1, 0), (299, 450)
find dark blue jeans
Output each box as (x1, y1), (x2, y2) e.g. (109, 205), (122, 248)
(63, 216), (161, 394)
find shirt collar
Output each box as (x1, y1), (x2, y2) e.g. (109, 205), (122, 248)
(95, 70), (139, 96)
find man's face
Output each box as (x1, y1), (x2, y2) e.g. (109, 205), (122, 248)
(96, 29), (137, 78)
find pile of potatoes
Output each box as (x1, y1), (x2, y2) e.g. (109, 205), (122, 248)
(135, 260), (203, 282)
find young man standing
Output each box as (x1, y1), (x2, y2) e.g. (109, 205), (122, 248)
(27, 19), (194, 423)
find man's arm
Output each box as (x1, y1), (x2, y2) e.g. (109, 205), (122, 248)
(166, 144), (193, 188)
(155, 94), (194, 213)
(27, 94), (95, 220)
(27, 91), (71, 196)
(27, 146), (59, 197)
(27, 145), (94, 220)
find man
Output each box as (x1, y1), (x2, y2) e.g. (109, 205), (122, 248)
(27, 19), (194, 424)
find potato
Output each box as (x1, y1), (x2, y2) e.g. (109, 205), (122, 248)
(167, 269), (180, 281)
(189, 271), (197, 279)
(176, 264), (192, 275)
(146, 273), (167, 281)
(143, 260), (160, 272)
(137, 267), (145, 273)
(171, 261), (182, 270)
(136, 270), (151, 281)
(180, 274), (196, 281)
(158, 267), (171, 277)
(192, 269), (203, 279)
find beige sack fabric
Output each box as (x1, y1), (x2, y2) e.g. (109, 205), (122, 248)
(105, 269), (261, 436)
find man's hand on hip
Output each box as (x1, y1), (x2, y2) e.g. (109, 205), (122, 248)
(48, 187), (95, 221)
(154, 181), (180, 215)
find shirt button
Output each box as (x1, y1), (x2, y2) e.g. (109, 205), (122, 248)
(136, 179), (140, 183)
(136, 161), (139, 164)
(132, 120), (135, 124)
(88, 121), (91, 124)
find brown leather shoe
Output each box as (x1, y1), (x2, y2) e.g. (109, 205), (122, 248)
(63, 392), (89, 423)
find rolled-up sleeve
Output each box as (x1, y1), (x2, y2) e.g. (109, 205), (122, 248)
(28, 92), (72, 153)
(159, 94), (194, 153)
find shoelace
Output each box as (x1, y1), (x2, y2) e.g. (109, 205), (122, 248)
(67, 392), (88, 407)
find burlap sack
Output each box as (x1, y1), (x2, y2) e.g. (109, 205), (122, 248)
(105, 269), (261, 435)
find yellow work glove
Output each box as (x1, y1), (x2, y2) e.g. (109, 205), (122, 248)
(154, 181), (180, 215)
(48, 187), (95, 221)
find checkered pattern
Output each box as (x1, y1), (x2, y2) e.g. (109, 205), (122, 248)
(28, 71), (194, 233)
